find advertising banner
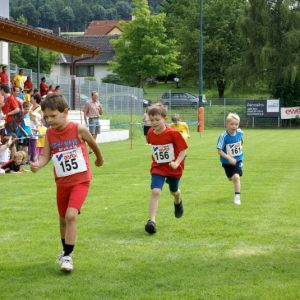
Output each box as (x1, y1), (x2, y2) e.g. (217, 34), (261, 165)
(246, 99), (280, 117)
(281, 107), (300, 119)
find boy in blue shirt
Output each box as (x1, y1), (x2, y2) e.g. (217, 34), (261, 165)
(216, 113), (244, 205)
(17, 101), (31, 158)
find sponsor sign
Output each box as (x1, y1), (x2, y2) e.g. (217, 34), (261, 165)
(246, 100), (280, 117)
(281, 107), (300, 119)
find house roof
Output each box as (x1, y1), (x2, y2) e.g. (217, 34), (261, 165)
(0, 16), (99, 56)
(84, 20), (125, 36)
(59, 35), (118, 64)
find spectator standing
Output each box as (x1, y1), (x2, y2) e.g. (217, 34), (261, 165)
(24, 76), (33, 92)
(28, 112), (41, 163)
(13, 69), (25, 91)
(0, 84), (20, 145)
(82, 91), (103, 141)
(17, 102), (31, 157)
(0, 135), (13, 166)
(0, 65), (9, 85)
(143, 107), (151, 144)
(40, 77), (48, 97)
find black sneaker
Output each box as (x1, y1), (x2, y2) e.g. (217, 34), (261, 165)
(145, 220), (157, 234)
(174, 200), (184, 218)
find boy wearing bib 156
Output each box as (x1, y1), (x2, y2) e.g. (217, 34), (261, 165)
(216, 113), (243, 205)
(30, 94), (104, 272)
(145, 104), (188, 234)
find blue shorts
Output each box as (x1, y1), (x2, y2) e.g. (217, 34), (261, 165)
(151, 174), (180, 192)
(88, 117), (100, 135)
(222, 161), (243, 178)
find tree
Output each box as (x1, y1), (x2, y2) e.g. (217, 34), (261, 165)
(110, 0), (180, 88)
(240, 0), (300, 105)
(163, 0), (247, 97)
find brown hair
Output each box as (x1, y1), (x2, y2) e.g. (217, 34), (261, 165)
(147, 103), (167, 118)
(171, 114), (181, 122)
(14, 151), (27, 162)
(41, 94), (69, 112)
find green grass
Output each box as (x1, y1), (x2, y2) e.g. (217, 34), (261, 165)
(1, 128), (300, 299)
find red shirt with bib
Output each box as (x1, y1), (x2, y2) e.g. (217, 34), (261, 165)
(147, 126), (188, 179)
(47, 122), (91, 186)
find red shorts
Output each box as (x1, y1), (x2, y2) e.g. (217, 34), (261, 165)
(56, 181), (90, 217)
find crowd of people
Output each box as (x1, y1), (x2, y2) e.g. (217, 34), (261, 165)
(0, 65), (60, 173)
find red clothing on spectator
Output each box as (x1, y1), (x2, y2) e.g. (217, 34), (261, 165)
(1, 95), (19, 123)
(40, 82), (48, 96)
(24, 80), (33, 91)
(0, 72), (9, 85)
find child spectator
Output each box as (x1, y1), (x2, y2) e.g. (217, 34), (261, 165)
(28, 112), (41, 163)
(0, 135), (13, 166)
(17, 102), (31, 157)
(143, 107), (151, 144)
(216, 113), (244, 205)
(170, 113), (190, 141)
(36, 119), (47, 159)
(30, 94), (104, 272)
(24, 89), (32, 103)
(145, 104), (188, 234)
(1, 150), (28, 174)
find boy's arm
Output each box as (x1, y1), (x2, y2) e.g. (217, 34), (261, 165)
(169, 149), (186, 170)
(18, 124), (28, 137)
(30, 135), (51, 172)
(217, 149), (236, 166)
(78, 125), (104, 167)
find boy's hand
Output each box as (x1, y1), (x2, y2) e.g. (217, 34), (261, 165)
(95, 158), (104, 167)
(169, 161), (179, 170)
(228, 157), (237, 166)
(30, 162), (40, 173)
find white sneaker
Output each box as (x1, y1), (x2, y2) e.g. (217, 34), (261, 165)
(56, 251), (64, 265)
(234, 194), (241, 205)
(60, 256), (73, 272)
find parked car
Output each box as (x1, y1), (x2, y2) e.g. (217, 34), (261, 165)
(160, 92), (206, 108)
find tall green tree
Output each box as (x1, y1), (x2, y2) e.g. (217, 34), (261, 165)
(240, 0), (300, 105)
(110, 0), (180, 88)
(163, 0), (247, 97)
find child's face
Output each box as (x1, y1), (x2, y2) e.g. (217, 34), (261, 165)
(149, 114), (167, 132)
(14, 156), (23, 165)
(24, 107), (30, 114)
(43, 108), (68, 129)
(226, 118), (239, 133)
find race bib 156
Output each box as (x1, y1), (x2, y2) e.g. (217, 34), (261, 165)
(152, 143), (174, 163)
(52, 147), (87, 177)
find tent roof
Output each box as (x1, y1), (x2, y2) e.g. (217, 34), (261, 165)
(0, 17), (100, 57)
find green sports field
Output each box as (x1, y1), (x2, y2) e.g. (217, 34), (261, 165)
(0, 128), (299, 300)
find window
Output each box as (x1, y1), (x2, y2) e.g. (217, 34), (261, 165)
(75, 65), (94, 77)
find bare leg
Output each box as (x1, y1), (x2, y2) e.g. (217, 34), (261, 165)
(171, 189), (181, 204)
(64, 207), (78, 245)
(149, 188), (161, 222)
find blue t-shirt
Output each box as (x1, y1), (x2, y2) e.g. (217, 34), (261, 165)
(17, 113), (31, 138)
(216, 128), (244, 164)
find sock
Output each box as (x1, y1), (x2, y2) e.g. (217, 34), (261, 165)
(235, 192), (240, 195)
(61, 238), (65, 249)
(64, 244), (74, 256)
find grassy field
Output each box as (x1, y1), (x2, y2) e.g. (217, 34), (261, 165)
(1, 128), (300, 299)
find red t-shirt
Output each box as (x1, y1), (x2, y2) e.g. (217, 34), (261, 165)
(47, 122), (91, 186)
(40, 82), (48, 96)
(0, 72), (9, 85)
(147, 126), (188, 178)
(24, 80), (33, 91)
(1, 95), (19, 123)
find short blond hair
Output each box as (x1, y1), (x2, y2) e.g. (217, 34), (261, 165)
(226, 113), (240, 123)
(14, 151), (27, 162)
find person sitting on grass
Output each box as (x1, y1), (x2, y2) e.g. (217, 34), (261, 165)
(216, 112), (244, 205)
(145, 103), (188, 234)
(30, 94), (104, 273)
(0, 150), (28, 174)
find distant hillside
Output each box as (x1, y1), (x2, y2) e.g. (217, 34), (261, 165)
(10, 0), (163, 32)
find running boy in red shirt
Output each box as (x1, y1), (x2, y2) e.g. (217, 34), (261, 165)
(30, 94), (104, 272)
(145, 104), (188, 234)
